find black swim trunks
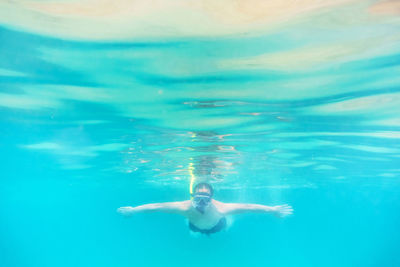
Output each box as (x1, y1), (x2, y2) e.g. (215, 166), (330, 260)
(189, 217), (226, 235)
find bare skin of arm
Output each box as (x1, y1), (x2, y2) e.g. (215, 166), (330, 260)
(117, 201), (190, 216)
(213, 200), (293, 217)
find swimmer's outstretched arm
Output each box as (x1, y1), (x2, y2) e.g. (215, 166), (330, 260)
(214, 201), (293, 217)
(117, 200), (190, 216)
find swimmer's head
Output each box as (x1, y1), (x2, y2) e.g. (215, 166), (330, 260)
(193, 182), (213, 197)
(191, 183), (213, 214)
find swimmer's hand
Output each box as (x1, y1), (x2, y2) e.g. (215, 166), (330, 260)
(271, 204), (293, 217)
(117, 206), (135, 216)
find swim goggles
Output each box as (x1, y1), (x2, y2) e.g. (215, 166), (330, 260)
(192, 194), (211, 206)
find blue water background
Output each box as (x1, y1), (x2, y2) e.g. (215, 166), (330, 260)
(1, 19), (400, 267)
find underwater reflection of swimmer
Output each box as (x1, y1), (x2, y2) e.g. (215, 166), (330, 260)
(117, 183), (293, 235)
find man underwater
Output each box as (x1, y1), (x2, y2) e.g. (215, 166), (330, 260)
(117, 183), (293, 235)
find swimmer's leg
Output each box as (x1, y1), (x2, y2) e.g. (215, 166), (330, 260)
(189, 230), (202, 238)
(225, 216), (234, 231)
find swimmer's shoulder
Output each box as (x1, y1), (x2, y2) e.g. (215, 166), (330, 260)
(179, 200), (192, 212)
(211, 199), (228, 214)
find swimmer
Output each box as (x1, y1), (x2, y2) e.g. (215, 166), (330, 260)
(117, 183), (293, 235)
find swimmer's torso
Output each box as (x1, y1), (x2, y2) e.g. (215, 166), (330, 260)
(183, 199), (224, 229)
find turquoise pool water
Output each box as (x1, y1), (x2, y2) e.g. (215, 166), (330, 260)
(1, 2), (400, 266)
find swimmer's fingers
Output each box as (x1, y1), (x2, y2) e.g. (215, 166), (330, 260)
(281, 205), (293, 216)
(283, 205), (293, 214)
(274, 204), (293, 217)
